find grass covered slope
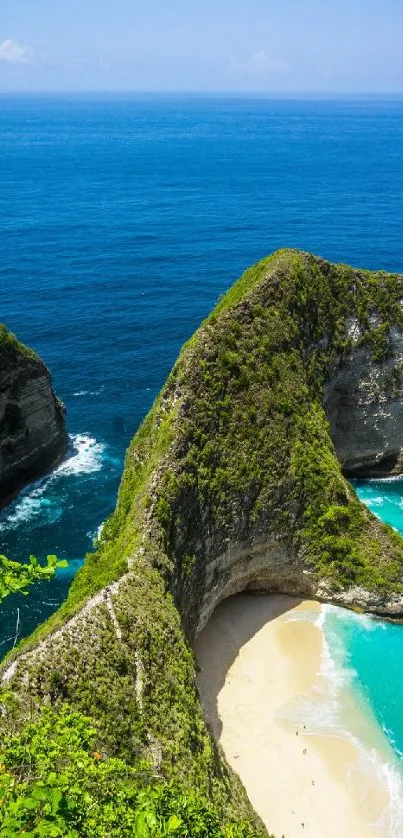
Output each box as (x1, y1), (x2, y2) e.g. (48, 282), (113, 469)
(94, 247), (403, 612)
(0, 324), (39, 361)
(3, 249), (403, 836)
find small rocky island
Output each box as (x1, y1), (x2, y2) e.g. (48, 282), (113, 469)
(3, 249), (403, 834)
(0, 324), (67, 508)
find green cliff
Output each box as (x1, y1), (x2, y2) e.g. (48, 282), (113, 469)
(3, 249), (403, 835)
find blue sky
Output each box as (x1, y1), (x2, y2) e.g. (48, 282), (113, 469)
(1, 0), (403, 93)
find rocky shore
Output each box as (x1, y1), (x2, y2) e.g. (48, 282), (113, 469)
(0, 325), (67, 508)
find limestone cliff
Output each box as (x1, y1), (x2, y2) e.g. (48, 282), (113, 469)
(0, 325), (67, 508)
(325, 324), (403, 476)
(4, 250), (403, 836)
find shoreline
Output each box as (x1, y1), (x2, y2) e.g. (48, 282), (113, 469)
(195, 594), (392, 838)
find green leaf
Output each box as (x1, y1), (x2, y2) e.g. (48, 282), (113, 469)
(167, 814), (183, 832)
(134, 813), (151, 837)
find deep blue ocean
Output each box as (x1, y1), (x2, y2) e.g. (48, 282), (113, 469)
(2, 95), (403, 825)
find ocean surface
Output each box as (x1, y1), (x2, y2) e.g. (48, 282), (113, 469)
(2, 94), (403, 828)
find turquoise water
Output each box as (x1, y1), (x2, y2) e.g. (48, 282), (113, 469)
(311, 480), (403, 835)
(351, 479), (403, 759)
(318, 600), (403, 836)
(354, 478), (403, 534)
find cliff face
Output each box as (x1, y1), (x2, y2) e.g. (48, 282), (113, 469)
(325, 326), (403, 476)
(0, 325), (68, 508)
(4, 250), (403, 835)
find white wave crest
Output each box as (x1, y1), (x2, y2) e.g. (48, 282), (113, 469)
(55, 434), (106, 476)
(87, 520), (106, 545)
(0, 489), (62, 531)
(0, 434), (106, 531)
(365, 475), (403, 484)
(96, 520), (105, 540)
(317, 606), (357, 688)
(366, 496), (385, 506)
(318, 606), (403, 836)
(72, 389), (103, 397)
(280, 604), (402, 835)
(349, 736), (403, 838)
(278, 604), (356, 734)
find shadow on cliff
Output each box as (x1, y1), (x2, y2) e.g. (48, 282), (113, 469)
(195, 592), (303, 742)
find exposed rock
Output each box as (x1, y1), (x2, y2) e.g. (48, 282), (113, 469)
(324, 328), (403, 476)
(0, 325), (68, 508)
(316, 581), (403, 616)
(193, 538), (314, 636)
(4, 250), (403, 835)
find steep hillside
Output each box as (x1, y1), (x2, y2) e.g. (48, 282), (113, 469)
(3, 250), (403, 834)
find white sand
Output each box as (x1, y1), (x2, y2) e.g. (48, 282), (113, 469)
(196, 594), (386, 838)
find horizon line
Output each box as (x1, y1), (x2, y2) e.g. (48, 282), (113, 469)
(0, 89), (403, 98)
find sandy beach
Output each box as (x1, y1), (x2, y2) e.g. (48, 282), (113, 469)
(195, 594), (387, 838)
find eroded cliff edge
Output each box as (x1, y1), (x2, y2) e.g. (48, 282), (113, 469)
(0, 325), (67, 508)
(4, 250), (403, 834)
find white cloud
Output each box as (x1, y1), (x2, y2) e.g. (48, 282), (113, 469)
(230, 50), (290, 76)
(0, 39), (33, 65)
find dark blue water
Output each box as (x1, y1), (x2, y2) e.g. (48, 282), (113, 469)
(2, 94), (403, 655)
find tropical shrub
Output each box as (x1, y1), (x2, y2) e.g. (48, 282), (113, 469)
(0, 704), (257, 837)
(0, 554), (67, 602)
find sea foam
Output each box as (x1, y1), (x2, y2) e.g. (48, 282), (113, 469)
(54, 434), (106, 477)
(276, 604), (403, 837)
(309, 606), (403, 837)
(322, 607), (403, 838)
(0, 434), (106, 532)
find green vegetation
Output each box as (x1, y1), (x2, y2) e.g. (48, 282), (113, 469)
(0, 554), (67, 601)
(1, 565), (264, 832)
(14, 252), (403, 645)
(0, 324), (39, 362)
(143, 249), (403, 594)
(3, 249), (403, 837)
(0, 704), (257, 837)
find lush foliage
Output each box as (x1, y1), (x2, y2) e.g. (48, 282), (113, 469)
(146, 249), (403, 593)
(0, 324), (38, 361)
(0, 554), (68, 601)
(16, 253), (403, 641)
(4, 250), (403, 838)
(0, 704), (259, 838)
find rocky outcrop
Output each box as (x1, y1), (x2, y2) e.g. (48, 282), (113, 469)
(325, 324), (403, 476)
(0, 325), (68, 508)
(4, 250), (403, 836)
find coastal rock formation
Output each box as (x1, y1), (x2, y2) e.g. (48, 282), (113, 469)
(4, 250), (403, 835)
(0, 325), (67, 508)
(325, 327), (403, 476)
